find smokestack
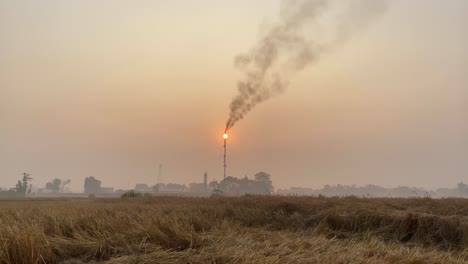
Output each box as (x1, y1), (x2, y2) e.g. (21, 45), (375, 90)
(203, 171), (208, 190)
(224, 139), (226, 179)
(223, 133), (228, 179)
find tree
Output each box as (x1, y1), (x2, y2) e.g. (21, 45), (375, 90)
(45, 178), (62, 193)
(218, 176), (242, 195)
(254, 172), (273, 194)
(84, 176), (102, 194)
(121, 190), (142, 198)
(218, 173), (273, 196)
(13, 173), (32, 197)
(254, 172), (271, 182)
(61, 179), (71, 192)
(208, 180), (219, 190)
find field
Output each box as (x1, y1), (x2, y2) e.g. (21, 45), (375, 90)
(1, 196), (468, 264)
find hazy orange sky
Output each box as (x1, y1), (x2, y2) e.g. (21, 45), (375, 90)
(1, 0), (467, 191)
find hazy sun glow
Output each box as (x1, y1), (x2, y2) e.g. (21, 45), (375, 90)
(223, 133), (228, 139)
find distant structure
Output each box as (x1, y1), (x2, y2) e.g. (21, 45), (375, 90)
(159, 183), (186, 193)
(187, 172), (210, 194)
(204, 171), (208, 191)
(100, 187), (114, 193)
(135, 184), (151, 192)
(223, 134), (228, 179)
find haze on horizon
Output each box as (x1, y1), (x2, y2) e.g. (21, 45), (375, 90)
(1, 0), (467, 192)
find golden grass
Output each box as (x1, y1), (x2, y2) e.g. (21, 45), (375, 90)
(1, 196), (468, 263)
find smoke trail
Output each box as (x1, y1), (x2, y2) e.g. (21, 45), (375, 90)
(225, 0), (386, 131)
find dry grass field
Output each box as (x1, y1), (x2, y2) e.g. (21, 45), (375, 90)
(1, 196), (468, 264)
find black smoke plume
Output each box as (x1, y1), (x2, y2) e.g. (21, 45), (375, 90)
(225, 0), (386, 131)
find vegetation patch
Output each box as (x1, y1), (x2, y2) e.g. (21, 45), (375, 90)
(1, 196), (468, 263)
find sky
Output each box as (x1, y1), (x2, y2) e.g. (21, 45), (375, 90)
(1, 0), (467, 192)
